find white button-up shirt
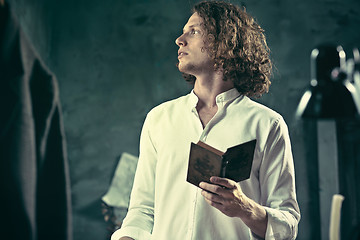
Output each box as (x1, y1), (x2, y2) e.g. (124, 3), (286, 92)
(111, 88), (300, 240)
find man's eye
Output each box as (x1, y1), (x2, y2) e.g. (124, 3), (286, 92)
(191, 29), (200, 34)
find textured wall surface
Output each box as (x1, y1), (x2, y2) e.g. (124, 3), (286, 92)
(7, 0), (360, 239)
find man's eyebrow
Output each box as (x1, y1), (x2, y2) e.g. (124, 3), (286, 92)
(183, 24), (201, 33)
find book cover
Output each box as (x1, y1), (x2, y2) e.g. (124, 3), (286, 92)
(186, 139), (257, 187)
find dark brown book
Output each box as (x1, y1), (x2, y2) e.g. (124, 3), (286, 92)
(186, 139), (257, 187)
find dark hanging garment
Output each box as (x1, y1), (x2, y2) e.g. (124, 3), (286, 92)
(0, 3), (72, 240)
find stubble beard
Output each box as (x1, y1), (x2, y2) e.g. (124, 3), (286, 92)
(178, 62), (195, 75)
(178, 60), (208, 76)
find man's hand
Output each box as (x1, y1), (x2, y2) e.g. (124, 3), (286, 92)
(199, 176), (246, 218)
(199, 176), (268, 238)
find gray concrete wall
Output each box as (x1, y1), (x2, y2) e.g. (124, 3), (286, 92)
(7, 0), (360, 239)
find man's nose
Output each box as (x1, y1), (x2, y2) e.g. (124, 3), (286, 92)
(175, 34), (186, 47)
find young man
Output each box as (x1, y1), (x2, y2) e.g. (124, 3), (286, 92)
(112, 1), (300, 239)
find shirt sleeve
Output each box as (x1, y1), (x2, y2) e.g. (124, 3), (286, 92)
(111, 113), (157, 240)
(258, 117), (301, 240)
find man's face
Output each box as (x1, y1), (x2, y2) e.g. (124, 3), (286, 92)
(176, 13), (214, 76)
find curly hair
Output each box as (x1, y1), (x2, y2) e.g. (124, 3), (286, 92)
(183, 1), (272, 98)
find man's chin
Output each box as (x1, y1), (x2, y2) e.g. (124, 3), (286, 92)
(177, 66), (187, 74)
(177, 64), (194, 75)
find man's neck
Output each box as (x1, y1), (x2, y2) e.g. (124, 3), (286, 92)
(192, 72), (233, 128)
(193, 72), (234, 109)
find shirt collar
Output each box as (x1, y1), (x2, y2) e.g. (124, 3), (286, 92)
(187, 88), (242, 110)
(215, 88), (241, 105)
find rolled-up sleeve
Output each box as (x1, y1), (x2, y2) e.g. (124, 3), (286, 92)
(258, 117), (301, 240)
(111, 113), (157, 240)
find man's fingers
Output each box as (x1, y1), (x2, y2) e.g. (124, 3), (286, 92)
(210, 176), (237, 189)
(199, 181), (228, 196)
(203, 197), (223, 209)
(201, 189), (223, 204)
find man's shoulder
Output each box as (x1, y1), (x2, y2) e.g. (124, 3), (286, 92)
(239, 98), (289, 140)
(241, 97), (282, 121)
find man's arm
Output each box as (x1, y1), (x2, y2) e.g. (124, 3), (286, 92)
(200, 177), (268, 238)
(200, 117), (300, 239)
(111, 113), (157, 240)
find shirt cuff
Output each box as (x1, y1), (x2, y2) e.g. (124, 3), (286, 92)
(111, 226), (151, 240)
(263, 206), (298, 240)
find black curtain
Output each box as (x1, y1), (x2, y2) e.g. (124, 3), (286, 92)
(0, 2), (72, 240)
